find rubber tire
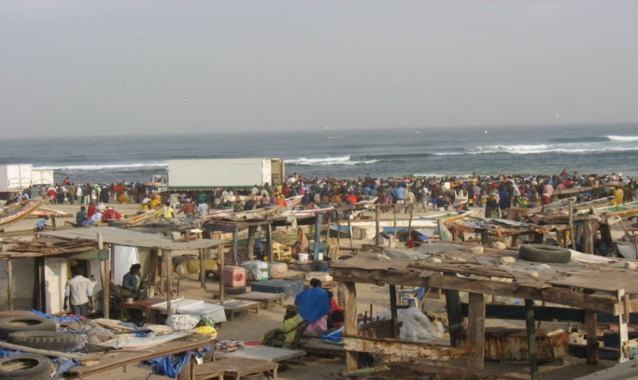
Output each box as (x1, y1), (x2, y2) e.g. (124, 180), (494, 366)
(0, 317), (57, 338)
(0, 354), (54, 380)
(7, 331), (78, 351)
(518, 244), (571, 264)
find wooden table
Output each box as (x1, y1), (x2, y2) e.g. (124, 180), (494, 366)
(120, 297), (165, 324)
(194, 358), (278, 380)
(232, 292), (285, 309)
(222, 345), (305, 363)
(222, 300), (260, 320)
(66, 335), (214, 380)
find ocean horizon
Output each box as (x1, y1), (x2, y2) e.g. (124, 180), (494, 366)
(1, 123), (637, 185)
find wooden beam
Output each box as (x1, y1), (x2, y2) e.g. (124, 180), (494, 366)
(218, 244), (225, 304)
(375, 205), (380, 245)
(199, 248), (206, 289)
(467, 293), (485, 370)
(98, 233), (109, 319)
(247, 225), (256, 260)
(232, 227), (239, 265)
(6, 259), (13, 310)
(342, 282), (359, 371)
(525, 299), (539, 380)
(389, 285), (399, 338)
(585, 310), (599, 364)
(618, 289), (629, 363)
(165, 250), (172, 319)
(426, 274), (620, 315)
(342, 336), (469, 361)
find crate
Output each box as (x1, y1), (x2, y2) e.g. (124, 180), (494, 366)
(223, 266), (247, 287)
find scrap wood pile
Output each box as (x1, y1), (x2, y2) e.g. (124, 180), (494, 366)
(0, 312), (210, 379)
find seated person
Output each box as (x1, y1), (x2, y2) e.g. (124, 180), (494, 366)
(327, 290), (344, 329)
(102, 206), (122, 221)
(122, 264), (145, 298)
(294, 278), (331, 332)
(292, 228), (309, 254)
(34, 216), (49, 232)
(261, 305), (304, 348)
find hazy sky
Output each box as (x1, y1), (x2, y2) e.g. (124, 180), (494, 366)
(1, 0), (637, 138)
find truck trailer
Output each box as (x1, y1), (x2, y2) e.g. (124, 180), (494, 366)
(168, 158), (285, 190)
(31, 169), (55, 186)
(0, 164), (33, 193)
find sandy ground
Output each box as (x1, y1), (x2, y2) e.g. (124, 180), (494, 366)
(1, 200), (617, 379)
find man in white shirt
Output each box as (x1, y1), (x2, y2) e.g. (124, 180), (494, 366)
(64, 266), (94, 317)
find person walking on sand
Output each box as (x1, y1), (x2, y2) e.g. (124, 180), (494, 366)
(64, 266), (94, 317)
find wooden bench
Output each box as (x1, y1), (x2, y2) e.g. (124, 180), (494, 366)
(222, 300), (260, 320)
(194, 358), (278, 380)
(232, 292), (285, 309)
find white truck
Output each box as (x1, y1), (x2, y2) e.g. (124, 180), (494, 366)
(32, 169), (55, 186)
(168, 158), (285, 190)
(0, 164), (33, 192)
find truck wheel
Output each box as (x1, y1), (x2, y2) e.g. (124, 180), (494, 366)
(0, 354), (54, 380)
(518, 244), (571, 264)
(7, 331), (78, 351)
(0, 317), (56, 338)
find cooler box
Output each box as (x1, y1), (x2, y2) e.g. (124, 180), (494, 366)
(224, 266), (247, 287)
(267, 262), (288, 279)
(241, 261), (269, 281)
(250, 279), (304, 299)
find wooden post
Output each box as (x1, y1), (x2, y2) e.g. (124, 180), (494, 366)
(232, 226), (239, 265)
(392, 205), (398, 243)
(218, 244), (225, 304)
(568, 199), (576, 250)
(525, 299), (539, 380)
(266, 221), (273, 263)
(389, 285), (399, 338)
(617, 289), (629, 362)
(445, 273), (463, 347)
(375, 205), (380, 245)
(347, 212), (354, 251)
(199, 248), (206, 289)
(98, 233), (109, 319)
(584, 310), (599, 364)
(164, 250), (172, 319)
(467, 293), (485, 370)
(51, 215), (57, 229)
(407, 205), (414, 245)
(247, 225), (256, 260)
(314, 213), (323, 255)
(343, 282), (359, 371)
(6, 259), (13, 310)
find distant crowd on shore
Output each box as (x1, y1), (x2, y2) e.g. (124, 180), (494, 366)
(8, 171), (638, 218)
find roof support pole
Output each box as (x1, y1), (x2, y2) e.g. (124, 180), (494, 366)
(6, 259), (13, 310)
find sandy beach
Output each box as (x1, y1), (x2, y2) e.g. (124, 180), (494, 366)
(0, 201), (619, 379)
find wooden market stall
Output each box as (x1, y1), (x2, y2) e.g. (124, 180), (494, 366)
(329, 243), (638, 379)
(40, 227), (225, 317)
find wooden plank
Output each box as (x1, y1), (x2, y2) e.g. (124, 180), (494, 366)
(222, 345), (304, 362)
(525, 299), (539, 380)
(342, 335), (470, 361)
(585, 310), (599, 364)
(343, 281), (359, 371)
(467, 293), (485, 370)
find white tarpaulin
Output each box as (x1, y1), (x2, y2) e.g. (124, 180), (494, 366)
(114, 246), (139, 286)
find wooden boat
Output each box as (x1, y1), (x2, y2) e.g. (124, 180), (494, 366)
(119, 210), (163, 225)
(0, 199), (46, 227)
(32, 207), (74, 218)
(338, 210), (474, 230)
(594, 201), (638, 218)
(544, 196), (613, 212)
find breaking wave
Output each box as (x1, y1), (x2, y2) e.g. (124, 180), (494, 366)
(287, 156), (378, 166)
(607, 135), (638, 142)
(35, 162), (168, 172)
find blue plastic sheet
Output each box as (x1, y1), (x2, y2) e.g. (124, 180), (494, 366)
(52, 358), (80, 380)
(145, 346), (210, 378)
(29, 309), (81, 322)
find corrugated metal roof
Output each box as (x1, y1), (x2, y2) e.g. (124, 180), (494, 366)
(42, 226), (225, 251)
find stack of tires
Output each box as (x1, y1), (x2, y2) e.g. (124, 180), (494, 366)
(0, 316), (78, 380)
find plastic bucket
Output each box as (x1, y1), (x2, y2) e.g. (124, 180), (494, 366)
(298, 253), (309, 262)
(316, 252), (324, 261)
